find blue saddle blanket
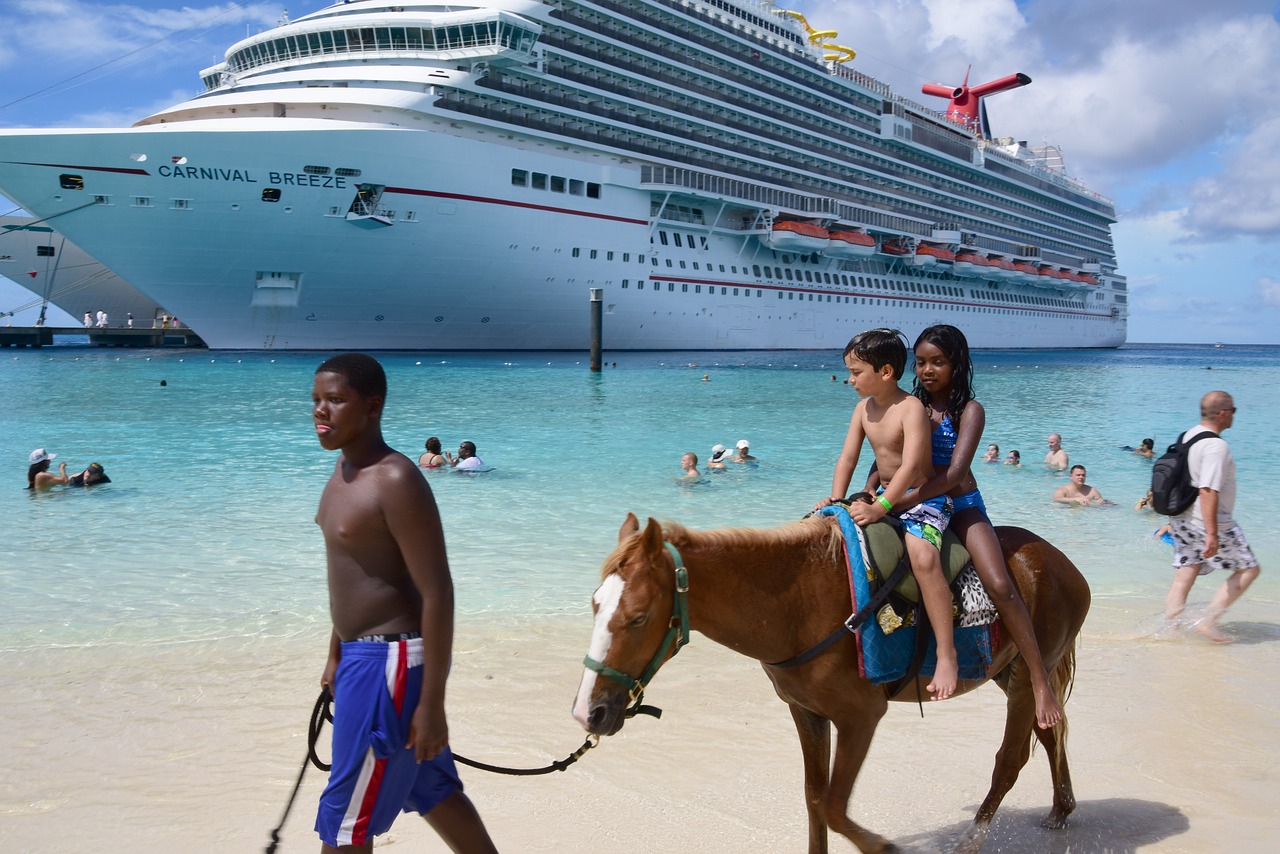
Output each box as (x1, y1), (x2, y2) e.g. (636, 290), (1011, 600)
(819, 505), (996, 685)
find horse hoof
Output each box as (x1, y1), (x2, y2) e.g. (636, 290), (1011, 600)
(1041, 812), (1070, 830)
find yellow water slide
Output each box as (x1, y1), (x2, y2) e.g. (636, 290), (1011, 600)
(776, 9), (856, 63)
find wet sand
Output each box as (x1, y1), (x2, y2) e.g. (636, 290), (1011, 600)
(2, 601), (1277, 853)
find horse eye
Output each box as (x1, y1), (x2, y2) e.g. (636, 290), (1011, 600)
(628, 614), (649, 628)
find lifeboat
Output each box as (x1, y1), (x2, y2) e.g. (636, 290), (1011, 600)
(951, 250), (981, 276)
(1012, 260), (1040, 281)
(761, 221), (830, 252)
(911, 243), (955, 267)
(1037, 264), (1065, 282)
(1080, 273), (1101, 286)
(988, 256), (1018, 280)
(825, 230), (877, 259)
(879, 237), (912, 257)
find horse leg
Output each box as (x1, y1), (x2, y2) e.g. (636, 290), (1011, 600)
(1032, 715), (1075, 829)
(788, 704), (832, 854)
(825, 720), (897, 854)
(954, 661), (1037, 854)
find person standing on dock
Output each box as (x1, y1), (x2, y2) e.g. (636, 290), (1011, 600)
(82, 312), (92, 328)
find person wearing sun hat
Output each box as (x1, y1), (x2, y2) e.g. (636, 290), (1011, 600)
(27, 448), (68, 490)
(732, 439), (758, 463)
(708, 443), (731, 469)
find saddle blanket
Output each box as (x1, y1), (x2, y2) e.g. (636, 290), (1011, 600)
(820, 504), (1000, 685)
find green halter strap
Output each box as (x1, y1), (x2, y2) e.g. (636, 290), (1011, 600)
(582, 542), (690, 706)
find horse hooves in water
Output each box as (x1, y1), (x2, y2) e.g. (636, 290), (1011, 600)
(1041, 811), (1071, 830)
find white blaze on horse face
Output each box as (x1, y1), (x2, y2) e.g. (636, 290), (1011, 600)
(572, 572), (625, 727)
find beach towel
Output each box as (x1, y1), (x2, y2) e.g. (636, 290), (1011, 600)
(819, 505), (998, 685)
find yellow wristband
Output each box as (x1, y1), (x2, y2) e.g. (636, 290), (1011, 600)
(877, 495), (892, 511)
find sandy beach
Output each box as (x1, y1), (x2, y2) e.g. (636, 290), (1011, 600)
(2, 601), (1277, 854)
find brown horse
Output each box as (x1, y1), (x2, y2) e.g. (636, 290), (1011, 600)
(571, 513), (1090, 853)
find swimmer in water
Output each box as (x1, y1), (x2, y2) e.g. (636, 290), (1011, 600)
(982, 443), (999, 463)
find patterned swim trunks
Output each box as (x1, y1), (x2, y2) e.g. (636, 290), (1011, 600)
(1169, 517), (1258, 575)
(895, 494), (954, 550)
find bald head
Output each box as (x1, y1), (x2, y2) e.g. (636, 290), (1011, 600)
(1200, 390), (1233, 418)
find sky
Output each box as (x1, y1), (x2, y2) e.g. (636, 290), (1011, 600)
(1, 0), (1278, 344)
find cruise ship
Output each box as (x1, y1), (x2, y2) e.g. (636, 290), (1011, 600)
(0, 215), (169, 326)
(0, 0), (1126, 350)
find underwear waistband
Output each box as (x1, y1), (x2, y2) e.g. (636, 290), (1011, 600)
(354, 631), (422, 643)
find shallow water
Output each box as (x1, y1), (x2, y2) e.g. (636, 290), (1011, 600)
(2, 343), (1278, 851)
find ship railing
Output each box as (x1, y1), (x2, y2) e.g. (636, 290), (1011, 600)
(980, 143), (1114, 205)
(639, 165), (836, 217)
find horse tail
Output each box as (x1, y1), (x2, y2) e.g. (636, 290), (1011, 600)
(1047, 636), (1077, 773)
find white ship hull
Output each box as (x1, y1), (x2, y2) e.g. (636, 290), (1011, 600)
(0, 0), (1127, 351)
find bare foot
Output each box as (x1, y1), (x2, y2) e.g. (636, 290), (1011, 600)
(1194, 621), (1234, 644)
(928, 653), (958, 700)
(1033, 683), (1064, 730)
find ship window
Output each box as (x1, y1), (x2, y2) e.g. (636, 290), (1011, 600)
(665, 259), (673, 267)
(695, 285), (702, 293)
(262, 188), (281, 202)
(587, 183), (600, 198)
(753, 265), (761, 277)
(658, 232), (668, 246)
(531, 172), (546, 190)
(36, 245), (55, 257)
(335, 168), (361, 177)
(511, 169), (527, 187)
(679, 261), (686, 269)
(622, 280), (629, 288)
(668, 283), (675, 292)
(607, 252), (614, 261)
(572, 248), (580, 258)
(303, 165), (330, 175)
(171, 199), (191, 210)
(692, 262), (699, 270)
(569, 179), (584, 195)
(803, 271), (813, 282)
(733, 288), (739, 296)
(673, 234), (683, 248)
(134, 197), (152, 207)
(59, 174), (84, 190)
(550, 176), (565, 193)
(589, 250), (597, 260)
(721, 287), (727, 295)
(785, 270), (794, 281)
(682, 284), (688, 292)
(637, 281), (644, 290)
(623, 253), (630, 262)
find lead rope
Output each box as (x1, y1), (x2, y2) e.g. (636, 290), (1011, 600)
(266, 687), (617, 851)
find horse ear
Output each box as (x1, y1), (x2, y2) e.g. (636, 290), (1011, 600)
(619, 512), (640, 542)
(640, 517), (665, 555)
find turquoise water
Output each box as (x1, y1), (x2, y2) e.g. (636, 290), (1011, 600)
(2, 344), (1276, 650)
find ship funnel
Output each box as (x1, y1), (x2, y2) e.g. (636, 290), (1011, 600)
(921, 72), (1031, 139)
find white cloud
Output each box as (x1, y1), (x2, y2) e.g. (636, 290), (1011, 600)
(1258, 278), (1280, 307)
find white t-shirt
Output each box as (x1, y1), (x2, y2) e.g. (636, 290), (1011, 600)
(455, 456), (485, 471)
(1178, 425), (1234, 525)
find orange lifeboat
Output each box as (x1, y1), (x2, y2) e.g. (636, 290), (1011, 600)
(913, 243), (955, 267)
(761, 221), (830, 253)
(988, 256), (1017, 279)
(879, 237), (912, 256)
(825, 229), (877, 259)
(1013, 260), (1039, 281)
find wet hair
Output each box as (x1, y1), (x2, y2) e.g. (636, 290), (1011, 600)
(912, 324), (974, 429)
(1009, 450), (1020, 461)
(26, 460), (48, 489)
(843, 328), (907, 380)
(1141, 438), (1154, 450)
(316, 353), (387, 401)
(425, 437), (443, 454)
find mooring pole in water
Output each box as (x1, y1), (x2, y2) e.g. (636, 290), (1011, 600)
(589, 288), (603, 372)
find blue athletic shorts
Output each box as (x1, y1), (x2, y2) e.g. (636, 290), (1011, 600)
(315, 637), (462, 848)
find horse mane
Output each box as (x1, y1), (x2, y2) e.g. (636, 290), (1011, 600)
(661, 516), (844, 560)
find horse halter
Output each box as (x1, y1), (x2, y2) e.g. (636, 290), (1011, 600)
(582, 542), (690, 715)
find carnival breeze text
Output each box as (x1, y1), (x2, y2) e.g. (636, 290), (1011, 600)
(155, 166), (348, 188)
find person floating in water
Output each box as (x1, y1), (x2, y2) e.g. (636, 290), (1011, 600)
(68, 462), (111, 486)
(1053, 465), (1109, 506)
(310, 352), (497, 852)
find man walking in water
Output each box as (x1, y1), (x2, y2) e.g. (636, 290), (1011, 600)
(1164, 390), (1261, 643)
(311, 353), (497, 852)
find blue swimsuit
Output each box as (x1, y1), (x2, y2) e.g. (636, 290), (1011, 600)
(931, 413), (989, 519)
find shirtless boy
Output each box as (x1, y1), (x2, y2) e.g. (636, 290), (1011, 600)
(815, 329), (958, 699)
(1053, 465), (1107, 506)
(311, 353), (497, 854)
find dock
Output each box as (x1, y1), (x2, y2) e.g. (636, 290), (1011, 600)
(0, 325), (206, 348)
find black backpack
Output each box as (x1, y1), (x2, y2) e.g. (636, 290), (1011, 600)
(1150, 431), (1218, 516)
